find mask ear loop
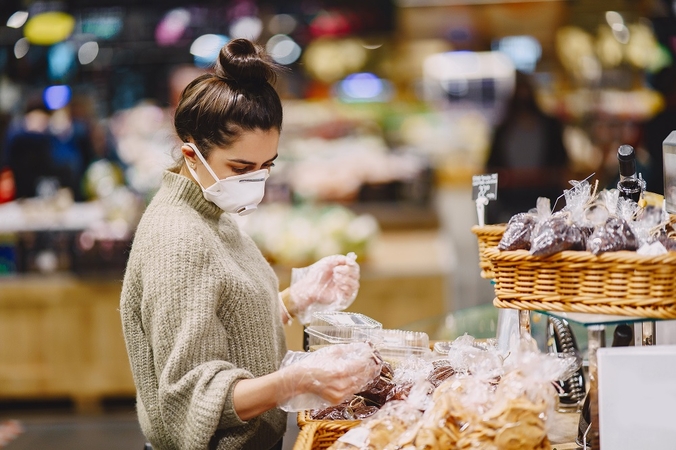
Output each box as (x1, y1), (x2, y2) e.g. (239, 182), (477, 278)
(184, 142), (221, 184)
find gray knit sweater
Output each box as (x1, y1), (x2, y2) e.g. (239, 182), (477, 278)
(120, 170), (288, 450)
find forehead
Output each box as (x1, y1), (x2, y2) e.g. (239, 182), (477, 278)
(209, 129), (279, 162)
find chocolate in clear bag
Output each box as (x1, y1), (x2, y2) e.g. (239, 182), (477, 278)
(530, 212), (586, 257)
(586, 216), (638, 254)
(529, 180), (594, 257)
(498, 213), (536, 251)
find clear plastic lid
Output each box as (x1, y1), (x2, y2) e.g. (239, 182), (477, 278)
(305, 312), (382, 349)
(308, 311), (382, 329)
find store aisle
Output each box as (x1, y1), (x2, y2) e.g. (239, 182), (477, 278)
(3, 411), (146, 450)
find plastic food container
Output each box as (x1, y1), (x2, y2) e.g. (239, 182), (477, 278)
(367, 329), (431, 362)
(305, 312), (382, 350)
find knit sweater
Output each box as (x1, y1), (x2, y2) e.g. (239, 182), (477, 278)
(120, 170), (288, 450)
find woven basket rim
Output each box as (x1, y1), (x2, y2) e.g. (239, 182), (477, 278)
(292, 423), (318, 450)
(471, 224), (507, 236)
(484, 247), (676, 264)
(493, 297), (676, 319)
(297, 410), (360, 431)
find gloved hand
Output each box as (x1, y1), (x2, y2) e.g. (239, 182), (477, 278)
(286, 252), (360, 325)
(276, 342), (382, 412)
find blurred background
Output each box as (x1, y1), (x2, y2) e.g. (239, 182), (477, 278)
(0, 0), (675, 447)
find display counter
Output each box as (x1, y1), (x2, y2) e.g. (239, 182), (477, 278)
(0, 274), (134, 412)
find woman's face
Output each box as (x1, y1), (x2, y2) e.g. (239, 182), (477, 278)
(182, 128), (279, 187)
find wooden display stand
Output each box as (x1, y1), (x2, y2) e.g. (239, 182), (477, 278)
(0, 274), (135, 413)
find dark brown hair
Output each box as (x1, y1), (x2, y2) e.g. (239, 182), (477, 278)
(173, 38), (283, 160)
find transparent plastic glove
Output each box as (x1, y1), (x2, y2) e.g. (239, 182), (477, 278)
(288, 252), (360, 325)
(276, 342), (382, 412)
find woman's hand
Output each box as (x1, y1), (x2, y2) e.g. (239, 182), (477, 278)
(284, 253), (360, 324)
(277, 343), (382, 408)
(232, 343), (380, 420)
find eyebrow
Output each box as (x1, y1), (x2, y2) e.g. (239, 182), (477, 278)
(227, 154), (278, 166)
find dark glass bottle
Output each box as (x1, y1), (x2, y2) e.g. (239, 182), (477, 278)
(617, 144), (645, 202)
(576, 323), (633, 449)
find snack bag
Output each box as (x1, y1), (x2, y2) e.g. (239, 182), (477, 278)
(329, 381), (432, 450)
(530, 180), (593, 257)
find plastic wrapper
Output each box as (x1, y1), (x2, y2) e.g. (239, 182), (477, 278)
(530, 212), (585, 257)
(379, 357), (435, 404)
(443, 334), (504, 383)
(656, 227), (676, 252)
(290, 252), (360, 325)
(426, 360), (456, 388)
(586, 216), (638, 254)
(329, 381), (433, 450)
(358, 361), (396, 407)
(311, 397), (380, 421)
(529, 180), (595, 257)
(277, 342), (382, 412)
(633, 205), (670, 248)
(377, 335), (578, 450)
(498, 212), (537, 251)
(310, 361), (396, 420)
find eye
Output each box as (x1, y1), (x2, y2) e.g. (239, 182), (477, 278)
(232, 166), (251, 174)
(264, 163), (276, 170)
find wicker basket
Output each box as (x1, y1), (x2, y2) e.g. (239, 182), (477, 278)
(485, 247), (676, 319)
(471, 224), (506, 279)
(293, 411), (360, 450)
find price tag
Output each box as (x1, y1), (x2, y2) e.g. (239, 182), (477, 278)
(472, 173), (498, 201)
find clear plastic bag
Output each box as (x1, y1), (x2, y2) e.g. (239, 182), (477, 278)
(329, 381), (432, 450)
(291, 252), (360, 325)
(387, 335), (578, 450)
(498, 212), (537, 251)
(586, 216), (638, 254)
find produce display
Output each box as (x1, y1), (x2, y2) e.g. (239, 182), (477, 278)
(238, 203), (379, 267)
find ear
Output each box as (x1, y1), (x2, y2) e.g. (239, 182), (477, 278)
(181, 143), (198, 166)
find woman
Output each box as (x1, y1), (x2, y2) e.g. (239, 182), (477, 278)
(485, 70), (570, 223)
(120, 38), (380, 450)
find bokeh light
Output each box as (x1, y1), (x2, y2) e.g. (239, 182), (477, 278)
(492, 35), (542, 73)
(13, 38), (29, 59)
(190, 34), (229, 68)
(48, 42), (76, 80)
(342, 73), (382, 99)
(43, 85), (72, 110)
(268, 14), (297, 35)
(266, 35), (302, 65)
(78, 41), (99, 65)
(155, 8), (191, 47)
(302, 38), (368, 83)
(229, 16), (263, 41)
(335, 72), (393, 102)
(24, 12), (75, 46)
(7, 11), (29, 29)
(81, 9), (123, 40)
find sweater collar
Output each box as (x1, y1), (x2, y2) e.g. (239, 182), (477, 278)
(160, 170), (223, 220)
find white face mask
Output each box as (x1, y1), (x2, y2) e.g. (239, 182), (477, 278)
(184, 142), (269, 216)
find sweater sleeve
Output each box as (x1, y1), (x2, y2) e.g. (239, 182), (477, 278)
(139, 219), (256, 450)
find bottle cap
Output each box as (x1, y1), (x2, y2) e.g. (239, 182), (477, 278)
(617, 144), (636, 177)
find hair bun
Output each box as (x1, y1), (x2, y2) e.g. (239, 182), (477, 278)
(215, 38), (277, 86)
